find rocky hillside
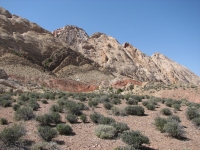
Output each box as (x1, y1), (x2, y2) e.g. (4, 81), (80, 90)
(53, 26), (200, 85)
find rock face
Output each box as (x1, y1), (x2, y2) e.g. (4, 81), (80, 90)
(55, 27), (200, 85)
(52, 25), (89, 51)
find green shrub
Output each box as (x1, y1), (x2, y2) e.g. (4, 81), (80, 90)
(161, 108), (172, 116)
(192, 117), (200, 127)
(12, 104), (20, 111)
(88, 100), (98, 107)
(57, 100), (65, 106)
(14, 107), (34, 121)
(38, 126), (57, 142)
(111, 122), (130, 133)
(125, 106), (145, 116)
(154, 117), (167, 132)
(103, 102), (113, 110)
(36, 112), (61, 125)
(80, 114), (87, 123)
(95, 125), (116, 139)
(172, 104), (181, 111)
(50, 104), (63, 113)
(146, 103), (155, 110)
(99, 95), (109, 103)
(165, 100), (173, 107)
(90, 112), (104, 124)
(164, 120), (184, 138)
(66, 114), (77, 123)
(0, 124), (26, 145)
(121, 130), (150, 148)
(41, 99), (48, 104)
(126, 98), (138, 105)
(98, 116), (116, 125)
(49, 112), (61, 124)
(18, 94), (29, 102)
(111, 107), (126, 116)
(142, 101), (148, 106)
(56, 124), (73, 135)
(111, 98), (121, 105)
(36, 114), (51, 126)
(0, 100), (12, 107)
(65, 100), (82, 115)
(28, 100), (40, 111)
(167, 115), (181, 123)
(186, 107), (200, 120)
(0, 118), (8, 125)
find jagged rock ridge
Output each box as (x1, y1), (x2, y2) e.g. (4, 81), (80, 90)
(53, 26), (200, 85)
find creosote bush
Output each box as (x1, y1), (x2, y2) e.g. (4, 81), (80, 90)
(154, 116), (184, 138)
(95, 125), (116, 139)
(154, 117), (167, 132)
(103, 102), (113, 110)
(12, 104), (20, 111)
(121, 130), (150, 148)
(66, 114), (77, 123)
(80, 113), (87, 123)
(0, 124), (26, 145)
(56, 124), (73, 135)
(111, 106), (126, 116)
(164, 120), (184, 138)
(14, 107), (34, 121)
(111, 122), (130, 133)
(192, 117), (200, 127)
(50, 104), (63, 113)
(88, 100), (98, 107)
(186, 107), (200, 120)
(125, 106), (145, 116)
(38, 126), (57, 142)
(146, 103), (156, 110)
(161, 108), (172, 116)
(36, 112), (61, 126)
(0, 118), (8, 125)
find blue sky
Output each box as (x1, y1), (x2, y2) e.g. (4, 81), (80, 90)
(1, 0), (200, 76)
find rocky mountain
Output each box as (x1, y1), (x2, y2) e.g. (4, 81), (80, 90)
(54, 26), (200, 85)
(0, 6), (199, 93)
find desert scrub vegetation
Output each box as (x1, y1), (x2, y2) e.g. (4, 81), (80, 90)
(121, 130), (150, 149)
(56, 123), (73, 135)
(66, 114), (78, 123)
(14, 107), (35, 121)
(95, 125), (116, 139)
(36, 112), (61, 126)
(126, 98), (138, 105)
(111, 106), (126, 116)
(50, 104), (63, 113)
(125, 106), (145, 116)
(186, 107), (200, 120)
(0, 93), (13, 107)
(0, 118), (8, 125)
(65, 100), (86, 115)
(111, 122), (130, 133)
(80, 113), (87, 123)
(154, 116), (184, 138)
(89, 112), (116, 125)
(38, 126), (57, 142)
(0, 124), (26, 145)
(161, 108), (172, 116)
(103, 102), (113, 110)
